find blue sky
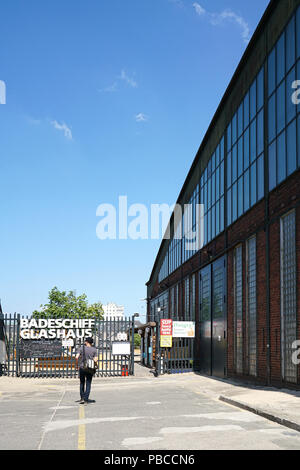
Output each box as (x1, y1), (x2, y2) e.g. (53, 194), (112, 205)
(0, 0), (269, 321)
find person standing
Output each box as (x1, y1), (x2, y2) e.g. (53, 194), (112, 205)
(76, 337), (98, 404)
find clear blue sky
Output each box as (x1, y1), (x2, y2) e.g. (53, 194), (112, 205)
(0, 0), (269, 321)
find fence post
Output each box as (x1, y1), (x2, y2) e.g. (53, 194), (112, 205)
(131, 316), (135, 376)
(16, 314), (21, 377)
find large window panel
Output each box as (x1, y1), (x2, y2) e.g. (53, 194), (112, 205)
(244, 127), (250, 169)
(257, 154), (264, 201)
(234, 245), (243, 374)
(268, 94), (276, 143)
(287, 119), (297, 176)
(250, 119), (257, 163)
(244, 91), (250, 128)
(297, 6), (300, 59)
(268, 47), (276, 96)
(286, 67), (296, 125)
(276, 81), (286, 134)
(277, 32), (285, 85)
(250, 162), (257, 207)
(244, 169), (250, 212)
(250, 80), (257, 121)
(257, 110), (264, 155)
(286, 17), (296, 73)
(280, 210), (297, 383)
(232, 183), (237, 222)
(257, 67), (264, 111)
(269, 141), (277, 191)
(277, 131), (286, 184)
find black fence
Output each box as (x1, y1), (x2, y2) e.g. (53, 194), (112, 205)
(0, 314), (135, 378)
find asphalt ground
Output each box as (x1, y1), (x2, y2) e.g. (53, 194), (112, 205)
(1, 375), (300, 451)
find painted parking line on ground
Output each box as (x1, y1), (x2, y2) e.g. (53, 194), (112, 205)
(78, 405), (86, 451)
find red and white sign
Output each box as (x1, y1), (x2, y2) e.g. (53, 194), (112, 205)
(160, 319), (173, 336)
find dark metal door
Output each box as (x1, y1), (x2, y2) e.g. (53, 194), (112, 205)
(212, 257), (227, 378)
(199, 266), (212, 375)
(198, 257), (227, 378)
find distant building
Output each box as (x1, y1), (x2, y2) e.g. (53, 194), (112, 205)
(102, 303), (125, 320)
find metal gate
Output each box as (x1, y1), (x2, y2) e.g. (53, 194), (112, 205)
(0, 314), (135, 378)
(154, 318), (194, 375)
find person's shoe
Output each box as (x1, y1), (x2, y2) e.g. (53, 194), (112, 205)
(84, 400), (89, 405)
(79, 399), (85, 404)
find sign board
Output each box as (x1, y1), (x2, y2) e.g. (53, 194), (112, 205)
(172, 321), (195, 338)
(62, 339), (74, 348)
(117, 332), (128, 341)
(112, 341), (131, 356)
(160, 319), (173, 336)
(160, 336), (172, 348)
(19, 339), (63, 359)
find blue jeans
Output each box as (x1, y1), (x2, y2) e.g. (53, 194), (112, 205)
(79, 368), (93, 401)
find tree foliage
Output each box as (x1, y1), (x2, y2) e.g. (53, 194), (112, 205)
(32, 287), (104, 320)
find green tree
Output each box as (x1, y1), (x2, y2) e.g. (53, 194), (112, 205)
(134, 333), (141, 349)
(32, 287), (104, 320)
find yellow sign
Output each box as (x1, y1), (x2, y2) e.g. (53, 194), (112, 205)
(160, 336), (172, 348)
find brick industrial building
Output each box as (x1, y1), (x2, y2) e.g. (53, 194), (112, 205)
(146, 0), (300, 389)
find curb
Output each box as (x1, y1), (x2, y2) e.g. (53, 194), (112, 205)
(219, 395), (300, 433)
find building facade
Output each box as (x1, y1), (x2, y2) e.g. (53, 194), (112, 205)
(102, 302), (125, 320)
(146, 0), (300, 388)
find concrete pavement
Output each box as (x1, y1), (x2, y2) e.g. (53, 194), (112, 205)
(1, 370), (300, 450)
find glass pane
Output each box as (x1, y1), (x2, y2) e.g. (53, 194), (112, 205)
(227, 189), (232, 226)
(268, 94), (276, 143)
(277, 131), (286, 184)
(277, 32), (285, 85)
(244, 127), (250, 170)
(244, 92), (250, 128)
(244, 169), (250, 212)
(232, 144), (237, 183)
(250, 80), (257, 122)
(250, 119), (257, 163)
(268, 48), (276, 96)
(238, 103), (243, 137)
(286, 17), (296, 72)
(220, 196), (224, 232)
(212, 172), (216, 206)
(212, 151), (216, 172)
(269, 141), (277, 191)
(220, 137), (225, 161)
(277, 81), (285, 134)
(216, 201), (220, 235)
(238, 177), (244, 218)
(297, 7), (300, 59)
(257, 109), (264, 156)
(232, 182), (237, 222)
(232, 113), (237, 145)
(227, 123), (232, 151)
(227, 151), (232, 188)
(216, 167), (220, 201)
(211, 205), (215, 240)
(287, 119), (297, 176)
(257, 67), (264, 111)
(286, 66), (296, 124)
(238, 137), (243, 177)
(220, 161), (224, 196)
(250, 162), (257, 207)
(257, 154), (264, 201)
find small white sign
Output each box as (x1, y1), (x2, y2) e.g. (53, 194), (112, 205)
(112, 341), (131, 356)
(62, 339), (74, 348)
(173, 321), (195, 338)
(117, 332), (128, 341)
